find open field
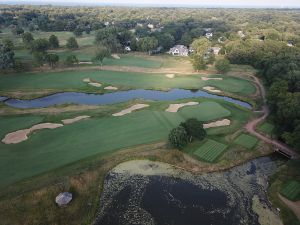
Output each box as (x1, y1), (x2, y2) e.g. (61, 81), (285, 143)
(193, 139), (228, 162)
(0, 70), (256, 98)
(0, 99), (249, 188)
(234, 133), (259, 149)
(280, 181), (300, 201)
(257, 122), (275, 135)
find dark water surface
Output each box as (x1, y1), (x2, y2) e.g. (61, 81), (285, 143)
(2, 89), (251, 109)
(94, 156), (285, 225)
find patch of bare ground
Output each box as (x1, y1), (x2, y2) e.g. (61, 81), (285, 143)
(104, 86), (118, 90)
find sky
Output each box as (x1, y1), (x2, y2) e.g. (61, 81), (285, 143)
(1, 0), (300, 8)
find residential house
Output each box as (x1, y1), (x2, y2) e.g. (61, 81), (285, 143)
(168, 45), (189, 56)
(287, 41), (294, 47)
(211, 47), (221, 55)
(206, 32), (213, 39)
(238, 31), (246, 38)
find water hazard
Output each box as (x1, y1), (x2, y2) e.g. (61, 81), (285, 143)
(2, 89), (251, 109)
(94, 157), (284, 225)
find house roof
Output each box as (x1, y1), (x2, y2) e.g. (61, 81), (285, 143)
(169, 45), (189, 54)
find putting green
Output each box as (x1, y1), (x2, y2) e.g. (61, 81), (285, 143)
(234, 133), (258, 149)
(193, 139), (228, 162)
(0, 101), (230, 188)
(280, 180), (300, 201)
(0, 70), (256, 96)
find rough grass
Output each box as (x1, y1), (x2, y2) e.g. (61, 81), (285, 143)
(193, 139), (228, 162)
(234, 133), (258, 149)
(280, 181), (300, 201)
(0, 70), (256, 96)
(257, 122), (275, 135)
(0, 101), (232, 188)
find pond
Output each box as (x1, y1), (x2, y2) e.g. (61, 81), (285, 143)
(2, 89), (251, 109)
(93, 156), (285, 225)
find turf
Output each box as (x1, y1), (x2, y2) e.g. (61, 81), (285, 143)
(280, 181), (300, 201)
(257, 122), (275, 135)
(0, 70), (256, 96)
(0, 102), (230, 188)
(234, 133), (258, 149)
(193, 139), (228, 162)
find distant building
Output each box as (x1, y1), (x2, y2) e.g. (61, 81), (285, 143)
(206, 32), (213, 39)
(211, 47), (221, 55)
(168, 45), (189, 56)
(125, 46), (131, 51)
(147, 24), (155, 29)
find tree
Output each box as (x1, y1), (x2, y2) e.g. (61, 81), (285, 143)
(191, 38), (211, 56)
(64, 54), (79, 66)
(30, 38), (49, 52)
(49, 35), (59, 48)
(12, 26), (24, 35)
(137, 37), (158, 54)
(66, 37), (78, 49)
(157, 33), (174, 50)
(215, 58), (230, 73)
(93, 46), (110, 67)
(190, 54), (207, 71)
(73, 27), (83, 36)
(95, 28), (121, 52)
(180, 118), (206, 142)
(46, 53), (59, 68)
(0, 43), (15, 69)
(2, 38), (14, 49)
(180, 32), (192, 46)
(168, 126), (188, 149)
(22, 32), (34, 48)
(32, 51), (46, 66)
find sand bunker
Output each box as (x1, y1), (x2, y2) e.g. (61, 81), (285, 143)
(79, 62), (93, 65)
(112, 104), (149, 116)
(61, 115), (90, 125)
(203, 119), (231, 129)
(165, 102), (199, 113)
(104, 86), (118, 90)
(2, 123), (63, 144)
(88, 82), (102, 87)
(203, 86), (222, 93)
(201, 77), (223, 81)
(83, 78), (91, 83)
(166, 74), (175, 78)
(111, 54), (120, 59)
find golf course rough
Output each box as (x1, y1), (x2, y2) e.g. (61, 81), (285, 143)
(193, 139), (228, 162)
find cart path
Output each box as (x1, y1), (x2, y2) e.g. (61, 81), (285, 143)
(243, 74), (299, 158)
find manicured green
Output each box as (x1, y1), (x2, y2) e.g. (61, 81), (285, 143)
(234, 133), (258, 149)
(280, 181), (300, 201)
(257, 122), (275, 135)
(0, 70), (256, 96)
(0, 101), (231, 188)
(193, 139), (228, 162)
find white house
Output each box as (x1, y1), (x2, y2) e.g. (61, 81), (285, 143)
(168, 45), (189, 56)
(124, 46), (131, 51)
(147, 24), (154, 29)
(211, 47), (221, 55)
(206, 32), (213, 39)
(238, 31), (245, 38)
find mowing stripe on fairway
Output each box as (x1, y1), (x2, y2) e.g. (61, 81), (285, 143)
(193, 139), (228, 162)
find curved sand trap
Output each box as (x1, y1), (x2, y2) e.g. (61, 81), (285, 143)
(166, 74), (175, 78)
(2, 123), (63, 144)
(203, 86), (222, 93)
(111, 54), (120, 59)
(61, 115), (90, 125)
(104, 86), (118, 90)
(88, 82), (102, 87)
(83, 78), (91, 83)
(79, 62), (93, 65)
(165, 102), (199, 113)
(201, 77), (223, 81)
(112, 104), (149, 116)
(203, 119), (230, 129)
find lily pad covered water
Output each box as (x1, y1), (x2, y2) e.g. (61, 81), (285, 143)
(94, 157), (283, 225)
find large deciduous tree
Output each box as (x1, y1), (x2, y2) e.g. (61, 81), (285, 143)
(49, 35), (59, 48)
(0, 42), (15, 69)
(93, 46), (110, 67)
(215, 58), (230, 73)
(180, 118), (206, 142)
(137, 37), (158, 54)
(66, 37), (78, 49)
(168, 126), (188, 149)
